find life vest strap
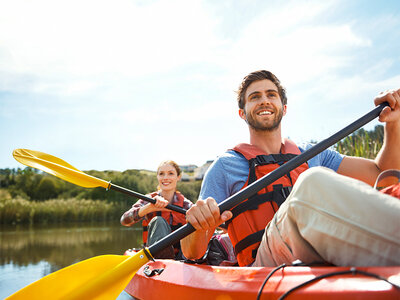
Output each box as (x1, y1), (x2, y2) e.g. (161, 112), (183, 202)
(226, 185), (292, 225)
(253, 153), (298, 166)
(234, 229), (265, 256)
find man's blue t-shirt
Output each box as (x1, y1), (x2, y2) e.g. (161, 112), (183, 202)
(199, 143), (344, 203)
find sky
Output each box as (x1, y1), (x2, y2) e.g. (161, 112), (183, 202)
(0, 0), (399, 172)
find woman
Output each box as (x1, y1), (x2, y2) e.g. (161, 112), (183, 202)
(120, 160), (193, 259)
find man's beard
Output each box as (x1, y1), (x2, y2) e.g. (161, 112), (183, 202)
(244, 107), (283, 132)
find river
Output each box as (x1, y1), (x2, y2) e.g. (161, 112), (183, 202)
(0, 221), (143, 299)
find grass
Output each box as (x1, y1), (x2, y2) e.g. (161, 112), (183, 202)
(0, 190), (126, 225)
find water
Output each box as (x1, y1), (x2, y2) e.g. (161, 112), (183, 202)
(0, 221), (143, 299)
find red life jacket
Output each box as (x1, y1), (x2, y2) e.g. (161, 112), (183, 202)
(142, 191), (187, 246)
(227, 139), (309, 266)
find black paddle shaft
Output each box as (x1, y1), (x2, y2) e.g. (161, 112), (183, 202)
(109, 184), (187, 215)
(149, 103), (388, 256)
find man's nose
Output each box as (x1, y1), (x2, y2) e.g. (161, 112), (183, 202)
(260, 94), (270, 105)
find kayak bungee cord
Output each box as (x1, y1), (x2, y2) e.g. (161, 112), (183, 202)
(279, 267), (400, 299)
(256, 263), (400, 299)
(256, 263), (286, 300)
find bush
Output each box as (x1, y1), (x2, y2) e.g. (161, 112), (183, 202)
(0, 196), (126, 225)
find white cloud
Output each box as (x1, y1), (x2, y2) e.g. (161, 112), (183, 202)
(222, 2), (372, 85)
(0, 0), (223, 96)
(0, 0), (399, 171)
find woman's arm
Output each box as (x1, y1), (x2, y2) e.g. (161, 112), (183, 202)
(120, 200), (147, 226)
(120, 196), (170, 226)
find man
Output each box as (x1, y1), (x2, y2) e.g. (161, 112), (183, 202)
(181, 70), (400, 267)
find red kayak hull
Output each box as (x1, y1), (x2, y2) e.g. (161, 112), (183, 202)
(124, 251), (400, 299)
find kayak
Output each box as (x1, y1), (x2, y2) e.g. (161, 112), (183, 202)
(124, 250), (400, 299)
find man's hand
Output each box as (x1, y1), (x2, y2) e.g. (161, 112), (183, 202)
(185, 197), (233, 231)
(375, 88), (400, 123)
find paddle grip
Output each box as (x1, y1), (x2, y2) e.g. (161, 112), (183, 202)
(109, 184), (187, 215)
(149, 103), (388, 257)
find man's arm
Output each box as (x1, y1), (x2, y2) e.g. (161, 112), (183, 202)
(181, 197), (232, 259)
(337, 89), (400, 185)
(180, 156), (237, 259)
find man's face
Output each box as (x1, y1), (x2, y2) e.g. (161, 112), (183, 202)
(239, 79), (286, 131)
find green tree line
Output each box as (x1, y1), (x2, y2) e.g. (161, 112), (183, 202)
(0, 168), (202, 202)
(0, 167), (201, 225)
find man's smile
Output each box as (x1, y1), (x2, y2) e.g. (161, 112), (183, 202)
(256, 108), (274, 116)
(258, 111), (272, 115)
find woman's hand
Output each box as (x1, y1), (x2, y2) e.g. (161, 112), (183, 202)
(138, 195), (170, 217)
(152, 195), (170, 210)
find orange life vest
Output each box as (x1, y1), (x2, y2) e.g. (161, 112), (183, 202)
(142, 191), (187, 246)
(381, 183), (400, 199)
(375, 169), (400, 200)
(227, 139), (309, 266)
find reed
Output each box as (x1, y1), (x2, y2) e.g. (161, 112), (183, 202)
(0, 194), (126, 225)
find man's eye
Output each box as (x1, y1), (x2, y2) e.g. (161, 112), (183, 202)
(268, 93), (277, 98)
(250, 95), (260, 100)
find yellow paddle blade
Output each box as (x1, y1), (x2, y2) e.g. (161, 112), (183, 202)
(6, 249), (151, 300)
(13, 149), (109, 189)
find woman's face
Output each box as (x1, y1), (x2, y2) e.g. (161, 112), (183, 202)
(157, 163), (180, 192)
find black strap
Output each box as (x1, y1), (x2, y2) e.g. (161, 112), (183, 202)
(234, 229), (265, 256)
(252, 248), (259, 259)
(253, 153), (297, 166)
(226, 185), (291, 226)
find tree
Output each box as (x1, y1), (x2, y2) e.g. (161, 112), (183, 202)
(34, 176), (59, 200)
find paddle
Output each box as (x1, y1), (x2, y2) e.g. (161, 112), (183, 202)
(12, 149), (187, 215)
(6, 103), (388, 300)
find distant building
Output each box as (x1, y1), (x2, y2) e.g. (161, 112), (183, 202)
(194, 160), (213, 180)
(179, 164), (198, 173)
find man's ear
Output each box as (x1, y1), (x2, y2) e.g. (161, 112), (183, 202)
(239, 109), (246, 120)
(283, 104), (287, 116)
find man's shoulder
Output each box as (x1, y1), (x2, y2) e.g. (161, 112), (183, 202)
(206, 149), (250, 182)
(211, 149), (248, 170)
(200, 149), (250, 202)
